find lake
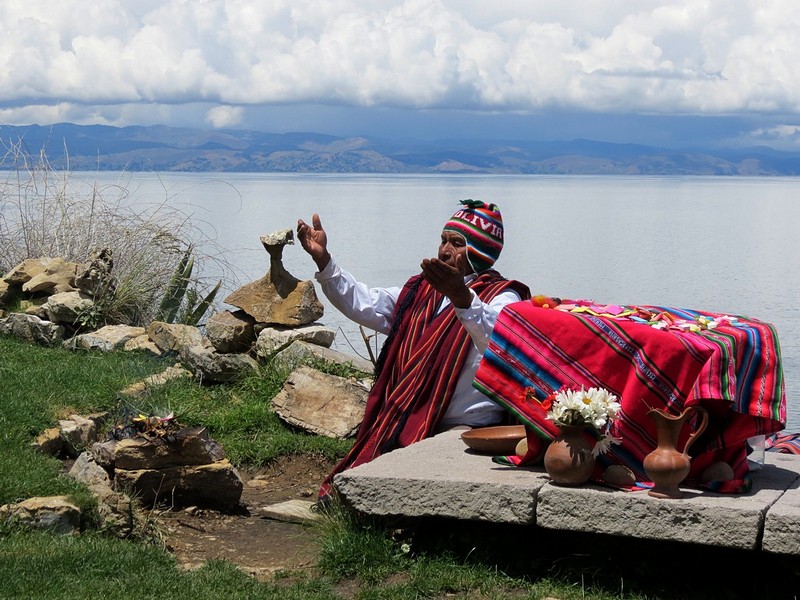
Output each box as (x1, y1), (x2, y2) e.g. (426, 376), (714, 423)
(74, 172), (800, 431)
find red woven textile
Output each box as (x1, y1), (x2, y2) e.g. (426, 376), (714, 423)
(319, 273), (530, 499)
(474, 301), (786, 492)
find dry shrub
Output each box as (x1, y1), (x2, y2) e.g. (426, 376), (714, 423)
(0, 140), (230, 325)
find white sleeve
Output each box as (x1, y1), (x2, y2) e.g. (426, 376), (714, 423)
(453, 288), (522, 354)
(314, 256), (402, 335)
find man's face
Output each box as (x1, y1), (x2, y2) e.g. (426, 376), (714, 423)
(438, 231), (473, 274)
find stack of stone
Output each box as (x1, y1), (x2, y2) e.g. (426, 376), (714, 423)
(0, 252), (106, 344)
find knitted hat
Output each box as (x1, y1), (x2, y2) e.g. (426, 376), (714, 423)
(442, 199), (504, 273)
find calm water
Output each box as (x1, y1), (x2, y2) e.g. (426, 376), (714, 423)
(74, 172), (800, 430)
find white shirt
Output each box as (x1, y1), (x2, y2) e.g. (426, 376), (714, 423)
(315, 256), (521, 428)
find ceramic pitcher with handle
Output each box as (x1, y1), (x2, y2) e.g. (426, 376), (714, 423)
(642, 405), (709, 499)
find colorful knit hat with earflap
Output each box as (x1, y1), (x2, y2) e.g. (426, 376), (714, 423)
(442, 199), (504, 273)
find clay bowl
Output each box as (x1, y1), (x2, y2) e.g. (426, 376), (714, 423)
(461, 425), (526, 455)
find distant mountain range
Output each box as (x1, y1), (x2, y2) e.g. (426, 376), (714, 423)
(2, 122), (799, 175)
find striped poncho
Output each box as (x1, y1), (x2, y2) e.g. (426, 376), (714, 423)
(474, 300), (786, 493)
(319, 271), (530, 499)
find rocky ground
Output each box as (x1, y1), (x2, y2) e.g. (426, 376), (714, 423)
(147, 454), (335, 580)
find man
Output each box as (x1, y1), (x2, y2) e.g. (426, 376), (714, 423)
(297, 200), (530, 498)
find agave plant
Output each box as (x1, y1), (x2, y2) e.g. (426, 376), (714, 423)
(156, 245), (221, 325)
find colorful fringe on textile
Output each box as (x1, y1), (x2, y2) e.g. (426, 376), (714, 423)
(767, 432), (800, 454)
(474, 299), (787, 494)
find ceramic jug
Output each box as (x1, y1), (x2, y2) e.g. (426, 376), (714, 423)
(642, 405), (708, 499)
(543, 425), (596, 486)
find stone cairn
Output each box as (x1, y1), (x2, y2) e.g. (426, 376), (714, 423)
(0, 231), (374, 534)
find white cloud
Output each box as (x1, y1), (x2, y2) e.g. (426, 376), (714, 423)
(750, 124), (800, 146)
(2, 0), (800, 125)
(205, 105), (243, 128)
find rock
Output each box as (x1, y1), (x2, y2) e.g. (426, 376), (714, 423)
(24, 303), (49, 319)
(272, 340), (374, 374)
(73, 325), (146, 351)
(75, 248), (116, 296)
(68, 452), (112, 488)
(22, 257), (82, 294)
(0, 279), (13, 306)
(258, 499), (320, 524)
(84, 411), (111, 427)
(90, 484), (135, 538)
(113, 459), (243, 510)
(30, 427), (65, 456)
(179, 344), (259, 383)
(44, 291), (94, 324)
(701, 461), (735, 483)
(0, 496), (80, 534)
(123, 334), (163, 355)
(114, 427), (226, 470)
(118, 364), (192, 397)
(58, 414), (98, 455)
(224, 228), (324, 326)
(3, 258), (50, 285)
(271, 366), (369, 438)
(90, 439), (118, 469)
(602, 465), (637, 487)
(205, 309), (256, 353)
(0, 313), (65, 345)
(146, 321), (207, 352)
(255, 323), (336, 357)
(225, 276), (324, 327)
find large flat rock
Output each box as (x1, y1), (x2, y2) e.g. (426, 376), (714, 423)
(761, 453), (800, 555)
(334, 430), (549, 523)
(536, 460), (793, 549)
(333, 429), (800, 553)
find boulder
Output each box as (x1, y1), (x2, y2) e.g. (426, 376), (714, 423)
(24, 303), (49, 319)
(73, 325), (146, 351)
(91, 439), (118, 469)
(0, 279), (13, 306)
(146, 321), (206, 352)
(255, 323), (336, 357)
(123, 334), (163, 355)
(118, 364), (192, 397)
(3, 258), (50, 285)
(75, 248), (115, 296)
(205, 309), (256, 353)
(30, 427), (65, 456)
(0, 313), (65, 346)
(58, 414), (99, 455)
(90, 484), (135, 538)
(22, 257), (82, 294)
(68, 452), (112, 488)
(0, 496), (80, 535)
(271, 366), (369, 438)
(179, 344), (259, 383)
(113, 459), (243, 510)
(44, 291), (94, 324)
(272, 340), (374, 374)
(224, 228), (324, 326)
(113, 427), (226, 470)
(225, 275), (324, 327)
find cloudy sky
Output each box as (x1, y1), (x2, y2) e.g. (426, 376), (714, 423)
(2, 0), (799, 149)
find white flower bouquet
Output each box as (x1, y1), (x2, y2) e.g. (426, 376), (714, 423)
(545, 386), (622, 457)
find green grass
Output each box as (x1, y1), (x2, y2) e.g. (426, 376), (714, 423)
(130, 363), (353, 465)
(0, 530), (340, 600)
(2, 333), (798, 600)
(0, 336), (165, 511)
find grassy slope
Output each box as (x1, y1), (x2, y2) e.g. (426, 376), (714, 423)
(3, 334), (797, 599)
